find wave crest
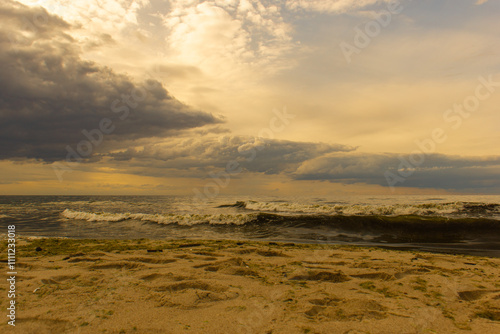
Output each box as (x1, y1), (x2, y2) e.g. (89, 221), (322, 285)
(61, 209), (256, 226)
(242, 201), (500, 218)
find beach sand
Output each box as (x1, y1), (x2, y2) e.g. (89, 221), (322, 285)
(2, 238), (500, 333)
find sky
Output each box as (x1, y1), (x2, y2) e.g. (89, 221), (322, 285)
(0, 0), (499, 196)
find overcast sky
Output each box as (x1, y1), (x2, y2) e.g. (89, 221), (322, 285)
(1, 0), (499, 195)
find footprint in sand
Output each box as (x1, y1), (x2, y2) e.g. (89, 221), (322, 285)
(90, 262), (145, 270)
(125, 257), (176, 264)
(256, 250), (290, 257)
(16, 317), (74, 333)
(458, 290), (500, 301)
(15, 262), (34, 269)
(194, 258), (260, 277)
(154, 280), (239, 308)
(175, 254), (195, 259)
(140, 273), (189, 282)
(304, 299), (387, 321)
(351, 272), (394, 281)
(308, 297), (341, 306)
(68, 257), (102, 263)
(394, 268), (431, 279)
(290, 271), (350, 283)
(155, 280), (228, 293)
(192, 251), (225, 257)
(236, 248), (256, 254)
(50, 274), (80, 282)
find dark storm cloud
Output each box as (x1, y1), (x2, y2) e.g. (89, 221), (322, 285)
(101, 135), (500, 192)
(106, 136), (356, 175)
(0, 0), (221, 162)
(294, 152), (500, 190)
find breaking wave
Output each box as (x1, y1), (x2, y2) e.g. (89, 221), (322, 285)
(61, 209), (256, 226)
(61, 208), (500, 232)
(240, 201), (500, 218)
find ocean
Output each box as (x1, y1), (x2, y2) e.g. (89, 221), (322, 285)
(1, 195), (500, 256)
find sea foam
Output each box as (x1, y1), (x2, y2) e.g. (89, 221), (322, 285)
(61, 209), (256, 225)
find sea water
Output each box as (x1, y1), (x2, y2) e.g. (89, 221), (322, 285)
(1, 195), (499, 256)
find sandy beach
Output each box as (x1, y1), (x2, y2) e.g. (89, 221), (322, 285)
(1, 238), (500, 334)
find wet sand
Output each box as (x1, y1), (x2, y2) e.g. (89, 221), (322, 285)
(1, 238), (500, 333)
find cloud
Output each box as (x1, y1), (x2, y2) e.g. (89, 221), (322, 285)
(17, 0), (148, 31)
(476, 0), (489, 5)
(159, 0), (399, 79)
(106, 135), (356, 175)
(294, 152), (500, 190)
(103, 139), (500, 192)
(0, 0), (221, 162)
(161, 0), (296, 79)
(285, 0), (394, 14)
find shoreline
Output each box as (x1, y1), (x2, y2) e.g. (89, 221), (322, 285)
(1, 238), (500, 333)
(4, 233), (500, 258)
